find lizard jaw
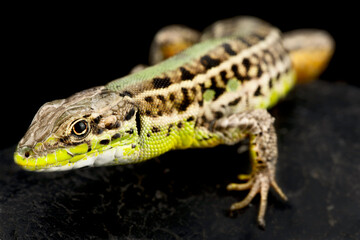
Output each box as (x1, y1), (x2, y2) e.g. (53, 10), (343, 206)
(14, 143), (139, 172)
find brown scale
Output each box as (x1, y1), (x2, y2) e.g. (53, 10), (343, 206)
(122, 37), (251, 98)
(196, 44), (282, 127)
(139, 84), (203, 118)
(132, 31), (272, 121)
(135, 39), (252, 119)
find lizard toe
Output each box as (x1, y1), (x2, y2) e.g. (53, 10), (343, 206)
(228, 171), (287, 228)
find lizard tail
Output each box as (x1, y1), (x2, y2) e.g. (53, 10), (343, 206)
(283, 29), (335, 83)
(149, 25), (201, 65)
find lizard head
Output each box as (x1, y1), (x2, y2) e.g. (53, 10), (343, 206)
(14, 87), (140, 171)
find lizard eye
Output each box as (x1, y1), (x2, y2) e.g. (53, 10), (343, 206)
(71, 119), (89, 137)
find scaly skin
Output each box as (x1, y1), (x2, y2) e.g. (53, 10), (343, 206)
(14, 16), (334, 227)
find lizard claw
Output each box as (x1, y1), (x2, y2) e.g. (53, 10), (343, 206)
(227, 171), (287, 228)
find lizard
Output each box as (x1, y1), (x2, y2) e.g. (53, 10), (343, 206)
(13, 16), (334, 228)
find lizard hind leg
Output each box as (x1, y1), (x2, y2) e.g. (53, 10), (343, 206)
(214, 109), (287, 228)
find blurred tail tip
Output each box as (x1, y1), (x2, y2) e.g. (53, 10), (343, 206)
(284, 29), (335, 83)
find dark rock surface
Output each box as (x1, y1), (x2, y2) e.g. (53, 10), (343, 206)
(0, 81), (359, 239)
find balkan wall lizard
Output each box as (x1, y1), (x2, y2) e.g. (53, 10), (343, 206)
(14, 16), (334, 227)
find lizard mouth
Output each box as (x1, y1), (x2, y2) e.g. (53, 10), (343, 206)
(14, 143), (136, 172)
(14, 143), (92, 171)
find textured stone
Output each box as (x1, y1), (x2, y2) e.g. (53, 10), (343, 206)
(0, 81), (359, 239)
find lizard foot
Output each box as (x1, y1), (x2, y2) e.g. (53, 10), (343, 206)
(227, 171), (287, 228)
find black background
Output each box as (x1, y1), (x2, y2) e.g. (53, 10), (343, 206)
(1, 3), (356, 148)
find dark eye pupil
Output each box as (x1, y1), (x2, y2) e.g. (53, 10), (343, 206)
(73, 120), (87, 135)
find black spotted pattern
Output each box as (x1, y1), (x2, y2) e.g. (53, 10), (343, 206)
(177, 88), (191, 112)
(179, 67), (195, 80)
(200, 55), (221, 70)
(124, 108), (136, 121)
(254, 86), (263, 96)
(153, 77), (171, 89)
(222, 43), (237, 56)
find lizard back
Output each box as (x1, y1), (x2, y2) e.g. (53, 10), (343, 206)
(105, 17), (295, 160)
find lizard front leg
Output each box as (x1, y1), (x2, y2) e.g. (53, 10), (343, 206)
(213, 109), (287, 228)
